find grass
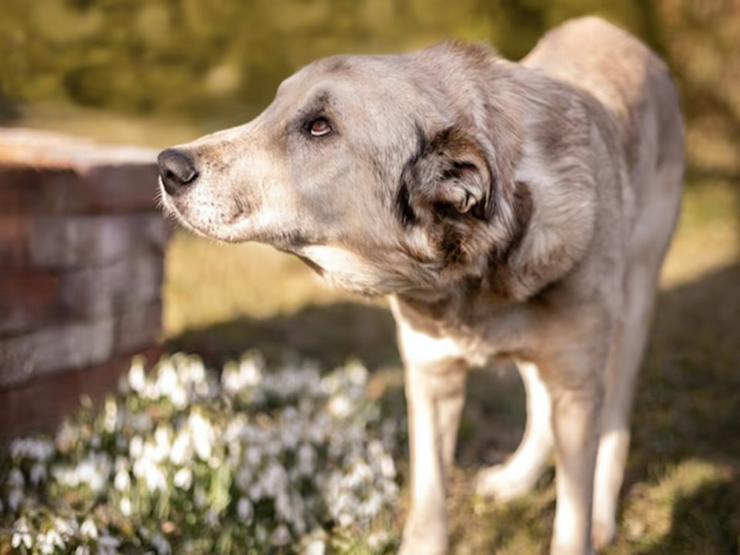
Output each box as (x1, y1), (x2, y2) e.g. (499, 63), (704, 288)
(161, 176), (740, 554)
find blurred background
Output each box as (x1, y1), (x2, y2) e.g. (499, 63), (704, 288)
(1, 1), (738, 553)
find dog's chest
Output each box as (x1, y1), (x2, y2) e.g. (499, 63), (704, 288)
(391, 295), (529, 369)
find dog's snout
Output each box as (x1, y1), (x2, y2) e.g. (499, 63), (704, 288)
(158, 148), (199, 196)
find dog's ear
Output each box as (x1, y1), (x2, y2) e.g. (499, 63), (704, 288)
(402, 126), (494, 220)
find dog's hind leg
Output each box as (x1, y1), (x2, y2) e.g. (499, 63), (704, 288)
(591, 261), (660, 549)
(475, 361), (554, 500)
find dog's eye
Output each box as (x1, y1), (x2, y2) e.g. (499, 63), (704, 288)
(308, 117), (332, 137)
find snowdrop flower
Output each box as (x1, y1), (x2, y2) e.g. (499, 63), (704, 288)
(80, 517), (98, 540)
(261, 463), (287, 496)
(98, 534), (121, 555)
(30, 462), (47, 485)
(187, 411), (214, 461)
(346, 362), (368, 385)
(379, 453), (396, 479)
(10, 438), (54, 461)
(237, 497), (253, 523)
(133, 457), (166, 492)
(304, 538), (326, 555)
(114, 468), (131, 491)
(367, 529), (390, 550)
(11, 517), (32, 549)
(8, 468), (24, 488)
(194, 485), (207, 508)
(120, 496), (132, 516)
(151, 532), (171, 555)
(297, 444), (316, 475)
(169, 431), (192, 465)
(130, 436), (144, 459)
(128, 358), (146, 392)
(103, 398), (119, 433)
(173, 467), (192, 489)
(271, 524), (291, 546)
(74, 546), (91, 555)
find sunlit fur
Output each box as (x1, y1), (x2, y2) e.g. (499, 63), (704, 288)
(160, 16), (684, 555)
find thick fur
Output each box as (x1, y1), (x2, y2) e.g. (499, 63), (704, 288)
(159, 17), (684, 555)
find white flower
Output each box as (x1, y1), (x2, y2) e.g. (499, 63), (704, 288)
(188, 411), (214, 461)
(128, 359), (147, 392)
(114, 469), (131, 491)
(379, 453), (396, 479)
(304, 538), (326, 555)
(346, 362), (368, 385)
(297, 444), (316, 475)
(120, 497), (132, 516)
(98, 534), (121, 555)
(130, 436), (144, 459)
(30, 462), (47, 485)
(80, 517), (98, 540)
(133, 457), (166, 492)
(270, 524), (291, 546)
(75, 545), (91, 555)
(8, 488), (24, 511)
(151, 532), (171, 555)
(169, 431), (192, 465)
(174, 467), (192, 489)
(367, 529), (390, 550)
(10, 438), (54, 461)
(103, 398), (119, 433)
(237, 497), (253, 523)
(327, 394), (352, 419)
(11, 517), (32, 549)
(8, 468), (24, 488)
(261, 463), (287, 496)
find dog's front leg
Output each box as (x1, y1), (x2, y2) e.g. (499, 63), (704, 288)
(395, 316), (467, 555)
(543, 349), (606, 555)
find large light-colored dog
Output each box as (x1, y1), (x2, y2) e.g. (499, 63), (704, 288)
(158, 16), (684, 555)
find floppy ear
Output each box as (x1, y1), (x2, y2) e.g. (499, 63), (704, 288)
(402, 127), (494, 220)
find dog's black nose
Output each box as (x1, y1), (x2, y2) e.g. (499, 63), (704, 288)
(158, 148), (199, 196)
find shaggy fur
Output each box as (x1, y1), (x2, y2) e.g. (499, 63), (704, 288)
(159, 16), (684, 555)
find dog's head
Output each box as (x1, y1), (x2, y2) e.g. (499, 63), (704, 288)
(159, 43), (566, 298)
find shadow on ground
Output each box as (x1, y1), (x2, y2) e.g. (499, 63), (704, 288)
(166, 300), (401, 372)
(167, 264), (739, 554)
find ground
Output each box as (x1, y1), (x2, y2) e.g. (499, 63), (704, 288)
(164, 177), (739, 554)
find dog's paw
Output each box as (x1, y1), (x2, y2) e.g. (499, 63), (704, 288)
(474, 464), (538, 501)
(591, 519), (616, 551)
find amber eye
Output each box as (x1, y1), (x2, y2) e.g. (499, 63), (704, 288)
(308, 117), (332, 137)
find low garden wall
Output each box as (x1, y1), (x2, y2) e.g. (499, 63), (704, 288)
(0, 128), (167, 433)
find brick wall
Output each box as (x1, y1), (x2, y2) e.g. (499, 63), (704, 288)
(0, 129), (168, 392)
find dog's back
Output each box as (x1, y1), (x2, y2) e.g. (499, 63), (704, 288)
(523, 16), (684, 267)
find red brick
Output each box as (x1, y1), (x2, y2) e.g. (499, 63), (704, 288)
(0, 273), (62, 335)
(0, 129), (160, 216)
(115, 300), (163, 354)
(28, 214), (169, 269)
(0, 347), (163, 438)
(1, 245), (165, 334)
(0, 300), (163, 387)
(0, 215), (32, 267)
(0, 318), (117, 387)
(60, 249), (163, 318)
(0, 164), (160, 215)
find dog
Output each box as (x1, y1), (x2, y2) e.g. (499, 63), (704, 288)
(157, 16), (684, 555)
